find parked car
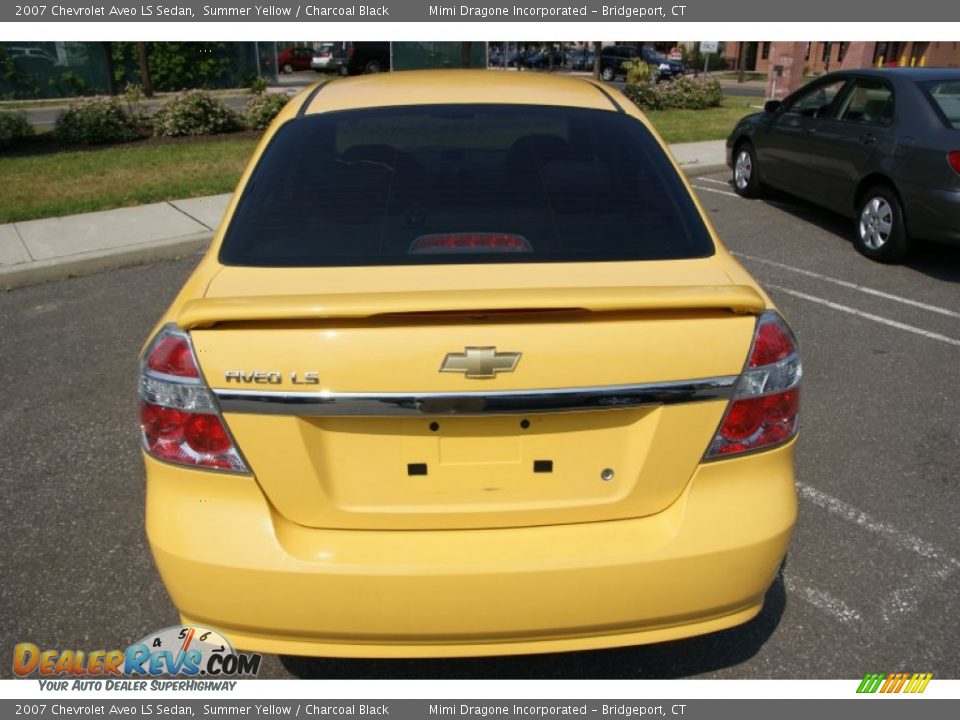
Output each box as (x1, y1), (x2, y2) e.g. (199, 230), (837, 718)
(310, 43), (343, 74)
(598, 45), (640, 81)
(523, 50), (563, 70)
(640, 45), (686, 78)
(140, 70), (800, 659)
(276, 46), (314, 74)
(727, 68), (960, 261)
(567, 47), (596, 71)
(7, 46), (59, 65)
(599, 45), (679, 82)
(332, 41), (390, 76)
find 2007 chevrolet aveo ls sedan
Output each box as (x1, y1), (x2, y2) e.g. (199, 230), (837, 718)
(140, 71), (801, 658)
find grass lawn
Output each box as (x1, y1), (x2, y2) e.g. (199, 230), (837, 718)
(0, 135), (259, 224)
(0, 97), (757, 223)
(643, 97), (759, 144)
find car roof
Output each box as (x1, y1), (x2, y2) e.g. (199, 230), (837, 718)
(827, 67), (960, 82)
(299, 70), (621, 115)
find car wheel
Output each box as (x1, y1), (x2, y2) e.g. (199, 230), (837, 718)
(855, 186), (910, 262)
(282, 63), (293, 74)
(733, 142), (763, 198)
(601, 66), (615, 82)
(364, 60), (382, 74)
(338, 66), (350, 77)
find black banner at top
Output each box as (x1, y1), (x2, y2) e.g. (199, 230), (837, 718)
(4, 0), (960, 22)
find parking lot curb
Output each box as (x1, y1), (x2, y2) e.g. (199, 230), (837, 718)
(0, 231), (212, 292)
(681, 163), (729, 178)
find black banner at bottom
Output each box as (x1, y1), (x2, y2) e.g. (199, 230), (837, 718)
(2, 699), (956, 720)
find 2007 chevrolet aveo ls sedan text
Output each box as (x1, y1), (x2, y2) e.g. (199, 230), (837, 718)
(140, 71), (801, 658)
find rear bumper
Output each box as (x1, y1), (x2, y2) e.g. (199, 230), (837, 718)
(145, 442), (796, 658)
(903, 183), (960, 246)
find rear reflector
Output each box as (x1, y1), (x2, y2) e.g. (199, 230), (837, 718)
(409, 233), (532, 254)
(949, 151), (960, 175)
(139, 325), (248, 473)
(706, 311), (801, 459)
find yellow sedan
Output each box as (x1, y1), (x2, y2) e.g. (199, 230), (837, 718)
(140, 70), (801, 658)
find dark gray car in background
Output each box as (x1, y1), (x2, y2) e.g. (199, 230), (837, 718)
(727, 68), (960, 262)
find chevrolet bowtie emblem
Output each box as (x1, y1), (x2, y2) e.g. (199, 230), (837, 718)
(440, 347), (522, 379)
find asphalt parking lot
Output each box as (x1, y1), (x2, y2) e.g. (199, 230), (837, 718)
(2, 172), (958, 679)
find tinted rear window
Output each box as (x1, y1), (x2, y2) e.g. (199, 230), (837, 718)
(220, 104), (714, 267)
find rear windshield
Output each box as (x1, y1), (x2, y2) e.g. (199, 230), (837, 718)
(922, 80), (960, 129)
(220, 104), (714, 267)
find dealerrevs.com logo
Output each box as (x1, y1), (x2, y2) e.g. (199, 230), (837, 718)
(857, 672), (933, 694)
(13, 625), (261, 688)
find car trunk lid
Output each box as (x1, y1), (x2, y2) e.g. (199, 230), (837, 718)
(187, 260), (760, 530)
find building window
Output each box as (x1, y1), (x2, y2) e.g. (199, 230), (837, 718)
(761, 42), (771, 60)
(838, 42), (848, 63)
(822, 42), (832, 63)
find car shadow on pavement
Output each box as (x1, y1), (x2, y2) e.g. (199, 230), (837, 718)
(279, 571), (787, 679)
(747, 186), (960, 284)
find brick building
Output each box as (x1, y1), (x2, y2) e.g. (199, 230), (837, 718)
(723, 41), (960, 74)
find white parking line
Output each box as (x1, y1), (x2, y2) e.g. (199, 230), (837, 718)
(797, 482), (960, 569)
(698, 177), (733, 187)
(797, 481), (959, 628)
(783, 574), (862, 623)
(690, 184), (739, 198)
(736, 253), (960, 320)
(765, 284), (960, 347)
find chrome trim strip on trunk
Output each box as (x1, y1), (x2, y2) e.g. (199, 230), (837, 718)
(212, 376), (738, 417)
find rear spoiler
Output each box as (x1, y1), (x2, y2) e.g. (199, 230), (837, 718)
(177, 285), (766, 329)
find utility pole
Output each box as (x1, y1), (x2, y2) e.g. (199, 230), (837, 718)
(736, 42), (746, 83)
(592, 41), (602, 80)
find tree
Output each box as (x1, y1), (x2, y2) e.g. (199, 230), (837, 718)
(137, 42), (153, 97)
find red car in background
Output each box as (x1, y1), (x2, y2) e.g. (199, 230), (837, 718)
(277, 46), (314, 74)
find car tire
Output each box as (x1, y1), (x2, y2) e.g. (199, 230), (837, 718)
(282, 63), (293, 74)
(855, 186), (911, 263)
(732, 142), (763, 198)
(338, 66), (350, 77)
(601, 66), (615, 82)
(364, 60), (382, 74)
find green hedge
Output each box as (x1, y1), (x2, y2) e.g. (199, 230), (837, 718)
(152, 91), (243, 137)
(54, 98), (139, 145)
(0, 110), (33, 149)
(243, 92), (289, 130)
(623, 76), (724, 111)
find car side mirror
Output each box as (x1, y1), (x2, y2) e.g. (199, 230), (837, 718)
(764, 100), (783, 114)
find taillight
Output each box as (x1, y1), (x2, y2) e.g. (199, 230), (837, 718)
(706, 311), (802, 459)
(139, 325), (248, 472)
(948, 151), (960, 175)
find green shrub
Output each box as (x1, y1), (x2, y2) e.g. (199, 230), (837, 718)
(243, 92), (289, 130)
(54, 98), (139, 145)
(0, 111), (34, 149)
(623, 76), (723, 111)
(622, 60), (655, 86)
(152, 91), (242, 137)
(248, 76), (269, 96)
